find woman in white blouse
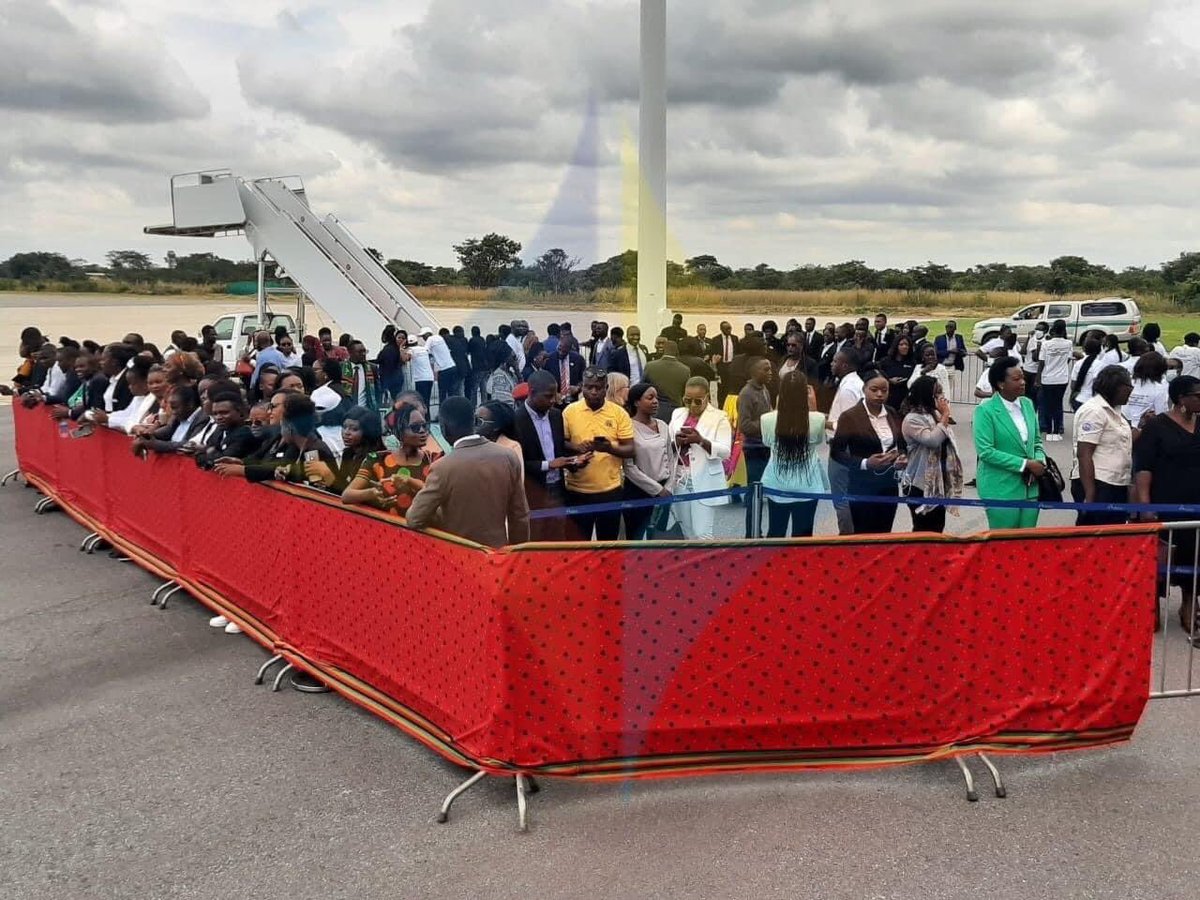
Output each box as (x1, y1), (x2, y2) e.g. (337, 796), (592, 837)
(622, 383), (674, 539)
(668, 377), (732, 540)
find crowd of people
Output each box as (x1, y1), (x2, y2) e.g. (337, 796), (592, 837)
(6, 312), (1200, 563)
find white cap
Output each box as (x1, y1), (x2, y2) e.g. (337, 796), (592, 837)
(419, 327), (434, 337)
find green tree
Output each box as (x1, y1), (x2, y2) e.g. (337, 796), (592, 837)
(1161, 252), (1200, 285)
(386, 259), (436, 286)
(685, 254), (734, 284)
(452, 233), (523, 288)
(105, 250), (153, 273)
(0, 251), (79, 280)
(534, 248), (579, 294)
(909, 262), (954, 291)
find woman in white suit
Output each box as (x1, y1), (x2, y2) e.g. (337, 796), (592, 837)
(669, 376), (733, 539)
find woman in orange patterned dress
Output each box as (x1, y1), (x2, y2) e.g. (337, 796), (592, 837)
(341, 401), (443, 517)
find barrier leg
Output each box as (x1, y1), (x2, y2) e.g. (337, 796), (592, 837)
(87, 537), (110, 554)
(34, 497), (57, 514)
(515, 773), (531, 832)
(1, 468), (21, 486)
(150, 581), (175, 605)
(954, 756), (979, 802)
(79, 531), (99, 552)
(157, 585), (185, 610)
(270, 663), (295, 692)
(978, 753), (1007, 798)
(254, 654), (284, 685)
(437, 770), (487, 824)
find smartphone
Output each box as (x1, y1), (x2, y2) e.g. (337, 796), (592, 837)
(303, 449), (322, 485)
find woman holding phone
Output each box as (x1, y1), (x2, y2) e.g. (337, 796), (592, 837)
(830, 368), (908, 534)
(668, 376), (732, 540)
(215, 392), (335, 484)
(342, 400), (443, 517)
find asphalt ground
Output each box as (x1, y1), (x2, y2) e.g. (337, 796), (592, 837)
(4, 408), (1200, 900)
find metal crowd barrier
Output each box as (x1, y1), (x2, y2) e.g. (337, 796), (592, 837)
(1154, 523), (1200, 700)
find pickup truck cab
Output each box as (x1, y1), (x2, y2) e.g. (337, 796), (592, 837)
(972, 297), (1140, 347)
(210, 311), (298, 364)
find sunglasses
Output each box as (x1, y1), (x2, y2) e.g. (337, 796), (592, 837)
(404, 422), (429, 433)
(682, 398), (707, 407)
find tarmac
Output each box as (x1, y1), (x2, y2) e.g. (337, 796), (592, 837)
(4, 407), (1200, 900)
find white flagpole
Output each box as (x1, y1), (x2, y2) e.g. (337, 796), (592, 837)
(637, 0), (667, 344)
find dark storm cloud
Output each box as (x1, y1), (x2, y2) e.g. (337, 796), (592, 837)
(0, 3), (209, 123)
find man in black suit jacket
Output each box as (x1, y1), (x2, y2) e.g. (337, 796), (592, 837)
(870, 313), (896, 363)
(513, 370), (577, 541)
(710, 321), (740, 404)
(801, 318), (825, 361)
(549, 339), (586, 405)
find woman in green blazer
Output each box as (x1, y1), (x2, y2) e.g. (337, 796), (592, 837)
(973, 357), (1047, 530)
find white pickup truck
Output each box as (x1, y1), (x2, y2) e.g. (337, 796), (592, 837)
(972, 297), (1141, 347)
(209, 311), (298, 364)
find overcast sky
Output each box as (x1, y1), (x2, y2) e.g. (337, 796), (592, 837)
(4, 0), (1200, 271)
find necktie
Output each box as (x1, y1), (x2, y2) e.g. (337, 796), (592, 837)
(560, 359), (569, 394)
(724, 337), (732, 363)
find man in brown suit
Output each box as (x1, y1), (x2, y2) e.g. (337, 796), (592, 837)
(406, 396), (530, 547)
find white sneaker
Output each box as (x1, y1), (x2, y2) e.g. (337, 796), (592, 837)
(209, 615), (229, 628)
(224, 622), (242, 635)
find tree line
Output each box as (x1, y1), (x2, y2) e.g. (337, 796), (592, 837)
(5, 241), (1200, 306)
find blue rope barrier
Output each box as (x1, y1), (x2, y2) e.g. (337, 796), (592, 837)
(528, 484), (1200, 520)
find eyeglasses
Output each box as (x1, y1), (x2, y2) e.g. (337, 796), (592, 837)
(404, 422), (429, 433)
(682, 398), (707, 407)
(473, 416), (491, 427)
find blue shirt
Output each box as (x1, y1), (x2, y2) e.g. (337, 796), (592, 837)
(524, 401), (560, 484)
(251, 347), (288, 387)
(760, 411), (829, 502)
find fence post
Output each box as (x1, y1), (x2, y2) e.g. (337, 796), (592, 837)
(751, 482), (764, 539)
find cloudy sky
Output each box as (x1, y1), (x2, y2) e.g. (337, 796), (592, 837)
(3, 0), (1200, 271)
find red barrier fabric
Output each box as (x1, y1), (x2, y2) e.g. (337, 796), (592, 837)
(11, 404), (1157, 779)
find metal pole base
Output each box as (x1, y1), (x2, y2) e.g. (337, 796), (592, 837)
(34, 497), (57, 514)
(80, 532), (99, 552)
(157, 584), (184, 610)
(435, 771), (537, 831)
(1, 468), (21, 486)
(150, 580), (176, 605)
(270, 663), (295, 692)
(254, 654), (283, 685)
(954, 753), (1006, 802)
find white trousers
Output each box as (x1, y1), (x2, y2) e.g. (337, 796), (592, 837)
(673, 473), (716, 540)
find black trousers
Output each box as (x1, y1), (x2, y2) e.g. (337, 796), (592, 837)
(848, 484), (900, 535)
(1039, 383), (1067, 435)
(437, 369), (461, 401)
(906, 487), (947, 533)
(743, 445), (770, 537)
(565, 487), (624, 541)
(1070, 478), (1129, 526)
(415, 380), (433, 410)
(623, 481), (664, 541)
(766, 499), (817, 538)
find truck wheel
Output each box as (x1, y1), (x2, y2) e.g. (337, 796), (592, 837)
(981, 332), (999, 345)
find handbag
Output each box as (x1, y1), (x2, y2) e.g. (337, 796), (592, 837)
(1036, 456), (1065, 502)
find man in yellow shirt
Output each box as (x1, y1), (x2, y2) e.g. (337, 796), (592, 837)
(562, 366), (636, 539)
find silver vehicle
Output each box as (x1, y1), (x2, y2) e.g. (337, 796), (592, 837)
(972, 297), (1141, 347)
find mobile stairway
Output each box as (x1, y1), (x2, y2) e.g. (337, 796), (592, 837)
(146, 170), (437, 347)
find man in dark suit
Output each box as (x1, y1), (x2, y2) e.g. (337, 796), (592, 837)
(407, 397), (530, 547)
(513, 370), (580, 541)
(802, 317), (825, 361)
(659, 313), (687, 344)
(610, 325), (650, 383)
(677, 337), (717, 382)
(550, 337), (586, 405)
(871, 313), (896, 363)
(710, 321), (739, 404)
(467, 325), (489, 405)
